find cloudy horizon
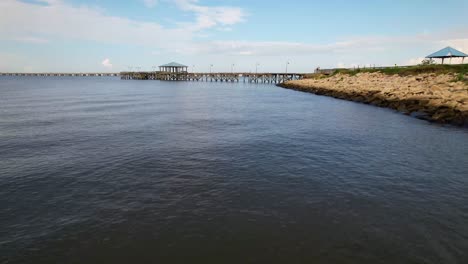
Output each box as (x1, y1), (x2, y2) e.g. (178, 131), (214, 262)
(1, 0), (467, 73)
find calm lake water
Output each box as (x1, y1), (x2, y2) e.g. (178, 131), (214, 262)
(1, 77), (468, 263)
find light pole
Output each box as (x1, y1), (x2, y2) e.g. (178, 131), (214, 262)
(255, 63), (260, 74)
(231, 64), (235, 73)
(210, 64), (213, 74)
(285, 61), (290, 74)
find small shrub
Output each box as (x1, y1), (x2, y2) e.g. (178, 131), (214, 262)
(420, 58), (436, 65)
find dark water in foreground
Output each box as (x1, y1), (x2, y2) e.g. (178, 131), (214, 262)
(1, 77), (468, 263)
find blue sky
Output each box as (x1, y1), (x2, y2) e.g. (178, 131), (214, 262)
(0, 0), (467, 72)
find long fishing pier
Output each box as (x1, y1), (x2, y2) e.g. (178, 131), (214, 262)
(0, 72), (119, 77)
(120, 72), (304, 83)
(0, 71), (305, 83)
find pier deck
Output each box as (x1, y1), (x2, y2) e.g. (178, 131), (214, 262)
(120, 72), (304, 83)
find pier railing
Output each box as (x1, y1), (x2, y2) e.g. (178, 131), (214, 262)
(120, 71), (305, 83)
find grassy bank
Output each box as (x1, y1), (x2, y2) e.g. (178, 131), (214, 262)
(306, 64), (468, 84)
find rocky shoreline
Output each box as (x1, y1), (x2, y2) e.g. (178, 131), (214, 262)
(279, 72), (468, 126)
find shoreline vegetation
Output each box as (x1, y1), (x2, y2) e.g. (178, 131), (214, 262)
(279, 64), (468, 126)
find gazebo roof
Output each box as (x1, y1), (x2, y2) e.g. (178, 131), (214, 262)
(159, 62), (188, 67)
(426, 46), (468, 59)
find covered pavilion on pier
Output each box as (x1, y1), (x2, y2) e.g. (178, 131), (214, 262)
(159, 62), (188, 73)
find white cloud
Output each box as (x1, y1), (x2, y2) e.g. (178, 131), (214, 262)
(439, 38), (468, 53)
(218, 27), (233, 32)
(10, 36), (49, 44)
(36, 0), (63, 4)
(174, 0), (246, 30)
(171, 39), (381, 56)
(143, 0), (158, 8)
(102, 58), (112, 68)
(0, 0), (243, 49)
(174, 31), (468, 63)
(23, 66), (34, 72)
(0, 0), (467, 72)
(407, 57), (425, 65)
(238, 51), (253, 56)
(0, 52), (35, 72)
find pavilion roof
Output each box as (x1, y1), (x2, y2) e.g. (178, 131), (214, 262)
(426, 46), (468, 58)
(159, 62), (188, 67)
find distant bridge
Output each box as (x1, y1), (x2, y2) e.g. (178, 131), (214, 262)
(0, 72), (119, 77)
(120, 72), (305, 83)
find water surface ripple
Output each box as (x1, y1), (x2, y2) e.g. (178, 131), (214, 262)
(1, 77), (468, 263)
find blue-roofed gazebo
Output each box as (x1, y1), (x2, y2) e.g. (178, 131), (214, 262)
(426, 46), (467, 64)
(159, 62), (188, 73)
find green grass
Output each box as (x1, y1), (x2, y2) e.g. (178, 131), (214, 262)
(330, 64), (468, 77)
(316, 64), (468, 85)
(454, 72), (467, 81)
